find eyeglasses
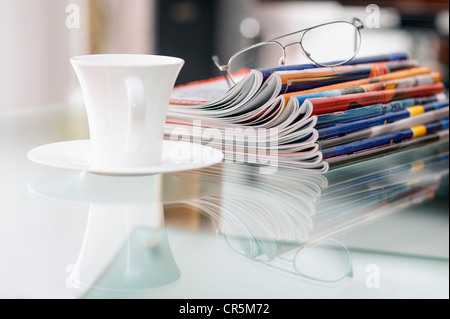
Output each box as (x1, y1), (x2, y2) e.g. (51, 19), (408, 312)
(213, 18), (364, 85)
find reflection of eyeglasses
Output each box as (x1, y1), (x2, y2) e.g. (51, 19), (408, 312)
(213, 18), (364, 85)
(224, 232), (354, 284)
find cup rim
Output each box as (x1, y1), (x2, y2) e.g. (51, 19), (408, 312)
(70, 54), (184, 67)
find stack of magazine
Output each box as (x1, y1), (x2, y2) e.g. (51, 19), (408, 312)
(168, 52), (449, 173)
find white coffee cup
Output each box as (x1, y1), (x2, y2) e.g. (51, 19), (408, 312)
(70, 54), (184, 169)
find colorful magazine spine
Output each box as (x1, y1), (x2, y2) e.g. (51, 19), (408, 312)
(326, 130), (449, 167)
(320, 107), (449, 148)
(322, 119), (449, 159)
(284, 67), (431, 98)
(308, 83), (445, 115)
(317, 100), (449, 140)
(279, 60), (418, 94)
(290, 73), (440, 107)
(316, 95), (443, 127)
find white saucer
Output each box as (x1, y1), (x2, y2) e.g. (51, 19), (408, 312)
(28, 140), (224, 175)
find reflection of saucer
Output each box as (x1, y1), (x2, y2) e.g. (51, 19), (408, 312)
(27, 139), (223, 176)
(28, 170), (221, 204)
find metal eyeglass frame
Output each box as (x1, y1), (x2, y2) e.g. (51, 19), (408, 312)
(212, 17), (364, 85)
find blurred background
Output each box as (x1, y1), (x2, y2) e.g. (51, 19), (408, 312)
(0, 0), (448, 110)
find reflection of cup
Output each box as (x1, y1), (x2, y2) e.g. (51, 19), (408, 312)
(70, 54), (184, 169)
(53, 174), (183, 293)
(71, 202), (181, 292)
(27, 170), (222, 205)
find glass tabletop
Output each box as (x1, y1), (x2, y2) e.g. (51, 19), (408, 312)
(0, 103), (448, 299)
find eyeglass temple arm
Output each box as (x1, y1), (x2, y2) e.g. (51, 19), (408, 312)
(212, 55), (233, 88)
(351, 18), (364, 53)
(212, 55), (229, 71)
(352, 17), (364, 29)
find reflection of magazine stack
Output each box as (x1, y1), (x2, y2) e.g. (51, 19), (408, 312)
(310, 142), (449, 240)
(177, 142), (448, 267)
(168, 53), (448, 173)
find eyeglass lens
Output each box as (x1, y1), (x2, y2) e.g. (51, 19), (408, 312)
(228, 42), (285, 83)
(301, 22), (360, 66)
(292, 238), (353, 282)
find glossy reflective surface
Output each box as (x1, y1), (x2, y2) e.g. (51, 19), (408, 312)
(0, 103), (448, 298)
